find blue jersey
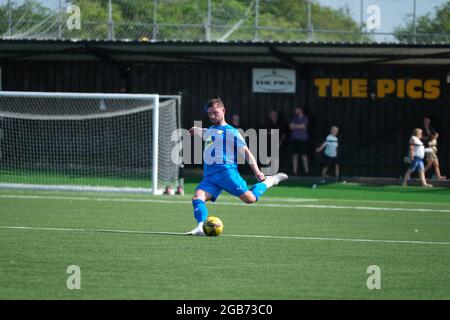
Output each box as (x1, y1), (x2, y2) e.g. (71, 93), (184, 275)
(203, 124), (246, 177)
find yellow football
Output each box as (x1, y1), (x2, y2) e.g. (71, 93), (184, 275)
(202, 216), (224, 236)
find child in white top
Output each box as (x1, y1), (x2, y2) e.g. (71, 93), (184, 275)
(316, 126), (340, 181)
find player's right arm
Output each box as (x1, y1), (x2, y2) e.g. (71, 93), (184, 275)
(189, 126), (206, 136)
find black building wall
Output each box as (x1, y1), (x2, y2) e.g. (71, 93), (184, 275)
(1, 60), (448, 177)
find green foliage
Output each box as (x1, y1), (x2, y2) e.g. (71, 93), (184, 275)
(65, 0), (122, 39)
(0, 0), (51, 36)
(394, 1), (450, 43)
(0, 0), (369, 42)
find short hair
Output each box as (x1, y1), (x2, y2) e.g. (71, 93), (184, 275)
(204, 98), (224, 113)
(413, 128), (422, 136)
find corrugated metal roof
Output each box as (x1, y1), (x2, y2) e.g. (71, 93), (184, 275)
(0, 39), (449, 65)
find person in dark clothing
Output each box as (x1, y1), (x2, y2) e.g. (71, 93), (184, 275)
(290, 107), (309, 175)
(421, 116), (436, 147)
(265, 110), (289, 174)
(230, 114), (246, 131)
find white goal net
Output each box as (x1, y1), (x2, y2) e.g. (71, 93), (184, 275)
(0, 91), (181, 194)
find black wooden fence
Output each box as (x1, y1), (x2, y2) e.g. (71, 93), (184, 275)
(1, 60), (448, 177)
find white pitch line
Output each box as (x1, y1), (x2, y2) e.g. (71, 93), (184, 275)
(1, 194), (450, 213)
(0, 194), (319, 203)
(224, 233), (450, 245)
(0, 225), (186, 236)
(1, 225), (450, 246)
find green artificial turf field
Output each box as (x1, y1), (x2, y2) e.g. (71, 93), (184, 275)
(1, 182), (450, 299)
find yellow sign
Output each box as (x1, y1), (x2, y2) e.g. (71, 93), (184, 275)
(314, 78), (440, 99)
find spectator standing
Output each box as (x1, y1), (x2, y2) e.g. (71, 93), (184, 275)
(402, 128), (433, 187)
(231, 114), (246, 131)
(421, 116), (436, 147)
(425, 132), (446, 180)
(290, 107), (309, 176)
(265, 110), (289, 173)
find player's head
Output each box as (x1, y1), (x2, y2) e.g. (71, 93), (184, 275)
(413, 128), (422, 138)
(423, 117), (431, 127)
(431, 131), (439, 139)
(205, 98), (225, 125)
(331, 126), (339, 136)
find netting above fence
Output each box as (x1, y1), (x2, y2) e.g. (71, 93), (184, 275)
(0, 0), (449, 44)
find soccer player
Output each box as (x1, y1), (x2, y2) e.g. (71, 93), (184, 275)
(187, 98), (288, 236)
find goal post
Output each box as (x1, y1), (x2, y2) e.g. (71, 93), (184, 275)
(0, 91), (182, 195)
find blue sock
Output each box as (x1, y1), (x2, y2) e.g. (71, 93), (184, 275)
(192, 199), (208, 223)
(250, 183), (267, 201)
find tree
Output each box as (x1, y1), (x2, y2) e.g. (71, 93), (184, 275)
(1, 0), (371, 42)
(65, 0), (122, 40)
(0, 0), (51, 38)
(394, 1), (450, 43)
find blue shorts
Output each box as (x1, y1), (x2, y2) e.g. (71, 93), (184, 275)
(410, 156), (424, 172)
(196, 170), (249, 202)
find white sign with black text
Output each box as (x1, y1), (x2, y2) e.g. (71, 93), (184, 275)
(252, 68), (296, 93)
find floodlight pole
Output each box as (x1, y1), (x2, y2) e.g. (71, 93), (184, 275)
(152, 0), (158, 41)
(206, 0), (212, 41)
(7, 0), (12, 37)
(254, 0), (259, 41)
(412, 0), (417, 44)
(58, 0), (62, 39)
(360, 0), (364, 26)
(360, 0), (364, 41)
(307, 0), (313, 41)
(108, 0), (114, 40)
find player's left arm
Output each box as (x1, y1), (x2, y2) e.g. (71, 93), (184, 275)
(234, 129), (265, 181)
(240, 146), (265, 181)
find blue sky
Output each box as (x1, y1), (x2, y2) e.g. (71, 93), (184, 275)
(316, 0), (446, 41)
